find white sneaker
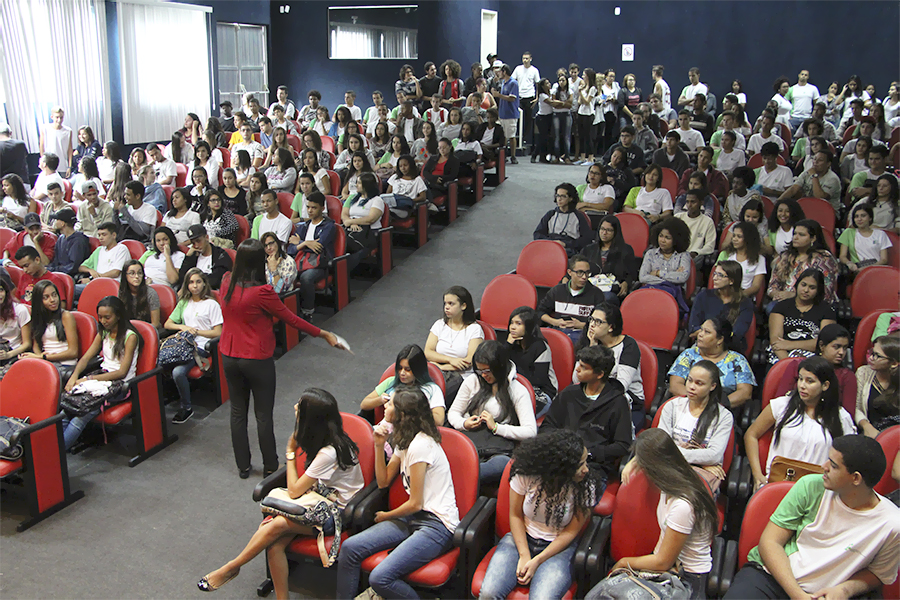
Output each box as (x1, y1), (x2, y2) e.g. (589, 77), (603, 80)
(354, 587), (384, 600)
(427, 202), (439, 213)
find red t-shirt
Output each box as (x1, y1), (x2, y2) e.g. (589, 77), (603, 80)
(433, 160), (447, 177)
(16, 270), (63, 305)
(4, 230), (56, 262)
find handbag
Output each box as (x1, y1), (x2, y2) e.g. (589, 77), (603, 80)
(463, 426), (516, 461)
(158, 331), (197, 366)
(59, 374), (128, 418)
(0, 416), (30, 460)
(588, 567), (691, 599)
(344, 224), (374, 254)
(298, 250), (324, 272)
(260, 483), (343, 567)
(767, 456), (824, 484)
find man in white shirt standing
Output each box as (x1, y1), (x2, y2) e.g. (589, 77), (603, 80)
(652, 65), (672, 112)
(146, 143), (177, 185)
(677, 67), (708, 107)
(786, 70), (820, 134)
(39, 106), (74, 177)
(231, 124), (265, 169)
(268, 86), (297, 120)
(511, 51), (541, 155)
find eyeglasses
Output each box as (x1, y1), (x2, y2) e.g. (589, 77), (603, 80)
(570, 270), (590, 277)
(475, 368), (492, 375)
(712, 271), (727, 279)
(554, 194), (570, 200)
(868, 348), (888, 361)
(588, 317), (608, 326)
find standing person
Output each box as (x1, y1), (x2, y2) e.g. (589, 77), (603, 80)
(418, 62), (441, 110)
(39, 107), (74, 176)
(549, 73), (574, 163)
(598, 69), (620, 155)
(786, 70), (820, 133)
(220, 239), (344, 479)
(493, 65), (520, 164)
(478, 431), (597, 600)
(617, 73), (642, 131)
(677, 68), (708, 107)
(511, 51), (541, 155)
(336, 387), (460, 600)
(0, 124), (29, 186)
(652, 65), (672, 112)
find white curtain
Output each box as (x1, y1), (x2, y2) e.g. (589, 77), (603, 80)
(118, 1), (211, 144)
(0, 0), (112, 152)
(330, 25), (379, 59)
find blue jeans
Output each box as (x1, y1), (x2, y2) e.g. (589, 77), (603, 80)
(479, 532), (577, 600)
(297, 268), (325, 311)
(480, 455), (511, 485)
(62, 408), (101, 450)
(336, 511), (454, 599)
(602, 290), (621, 307)
(171, 361), (193, 410)
(552, 112), (572, 157)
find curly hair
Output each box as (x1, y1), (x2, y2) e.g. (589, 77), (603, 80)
(392, 387), (441, 450)
(510, 431), (598, 530)
(651, 217), (691, 254)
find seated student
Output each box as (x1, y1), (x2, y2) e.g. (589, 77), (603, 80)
(753, 142), (794, 198)
(726, 435), (899, 600)
(589, 428), (717, 600)
(639, 217), (692, 313)
(19, 280), (78, 380)
(839, 203), (892, 274)
(146, 143), (177, 186)
(768, 220), (838, 309)
(603, 146), (638, 206)
(202, 189), (239, 249)
(75, 180), (116, 237)
(290, 172), (318, 222)
(856, 334), (900, 438)
(337, 388), (460, 600)
(538, 254), (605, 343)
(575, 302), (645, 430)
(337, 121), (368, 156)
(712, 130), (747, 177)
(689, 261), (755, 353)
(298, 148), (330, 197)
(679, 146), (730, 200)
(163, 268), (223, 424)
(438, 106), (463, 142)
(0, 174), (39, 232)
(163, 188), (201, 245)
(717, 222), (767, 298)
(251, 189), (292, 244)
(269, 104), (297, 137)
(187, 168), (213, 214)
(47, 207), (90, 278)
(454, 122), (483, 176)
(257, 116), (274, 151)
(114, 180), (157, 244)
(791, 123), (826, 174)
(745, 355), (856, 492)
(775, 324), (856, 415)
(624, 164), (674, 225)
(424, 93), (449, 126)
(334, 134), (375, 179)
(0, 276), (31, 363)
(847, 145), (894, 203)
(533, 183), (593, 256)
(424, 285), (484, 404)
(286, 192), (335, 319)
(309, 106), (332, 139)
(135, 165), (167, 214)
(690, 94), (716, 142)
(674, 171), (716, 218)
(710, 110), (746, 150)
(233, 149), (257, 190)
(199, 388), (364, 597)
(164, 131), (194, 166)
(765, 197), (804, 257)
(540, 344), (631, 493)
(385, 154), (428, 216)
(673, 110), (705, 156)
(178, 225), (233, 290)
(361, 344), (445, 428)
(261, 232), (296, 294)
(362, 90), (385, 129)
(669, 317), (756, 410)
(652, 130), (691, 178)
(480, 431), (598, 600)
(767, 267), (837, 365)
(75, 221), (129, 293)
(339, 152), (375, 203)
(505, 307), (557, 416)
(13, 246), (63, 306)
(650, 92), (678, 129)
(600, 125), (648, 176)
(778, 150), (842, 213)
(3, 212), (55, 265)
(475, 107), (506, 163)
(231, 123), (265, 170)
(631, 111), (659, 159)
(583, 215), (637, 305)
(854, 174), (900, 235)
(61, 296), (142, 450)
(32, 153), (66, 202)
(576, 163), (616, 214)
(39, 182), (70, 230)
(374, 135), (410, 181)
(448, 340), (537, 484)
(118, 260), (161, 332)
(341, 173), (385, 273)
(139, 226), (184, 287)
(422, 138), (460, 197)
(747, 111), (785, 156)
(218, 168), (248, 217)
(369, 120), (394, 160)
(676, 191), (717, 267)
(329, 107), (354, 147)
(262, 148), (297, 194)
(721, 167), (760, 226)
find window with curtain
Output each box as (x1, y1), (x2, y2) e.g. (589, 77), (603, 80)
(328, 5), (418, 59)
(0, 0), (111, 153)
(216, 23), (268, 111)
(117, 1), (212, 144)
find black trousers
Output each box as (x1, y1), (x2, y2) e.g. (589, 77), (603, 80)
(724, 564), (786, 599)
(222, 354), (278, 471)
(520, 96), (535, 148)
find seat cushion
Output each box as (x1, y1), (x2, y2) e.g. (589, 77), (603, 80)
(288, 532), (347, 556)
(188, 366), (204, 379)
(458, 177), (473, 186)
(472, 546), (576, 599)
(94, 401), (132, 425)
(432, 195), (447, 207)
(593, 480), (620, 516)
(361, 547), (459, 587)
(0, 458), (23, 477)
(392, 216), (415, 230)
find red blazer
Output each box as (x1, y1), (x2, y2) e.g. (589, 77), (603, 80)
(219, 279), (320, 359)
(4, 230), (56, 261)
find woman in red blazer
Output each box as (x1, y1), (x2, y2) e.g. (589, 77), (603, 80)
(220, 238), (345, 479)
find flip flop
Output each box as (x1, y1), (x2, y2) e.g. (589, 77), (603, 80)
(197, 569), (239, 592)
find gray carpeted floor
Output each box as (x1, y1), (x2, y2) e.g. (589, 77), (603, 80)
(0, 160), (587, 599)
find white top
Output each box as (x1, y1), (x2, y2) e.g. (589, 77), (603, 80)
(398, 432), (459, 532)
(189, 159), (221, 187)
(582, 184), (615, 207)
(748, 133), (785, 154)
(96, 157), (117, 182)
(721, 251), (767, 290)
(634, 187), (673, 215)
(577, 86), (597, 117)
(232, 140), (265, 162)
(680, 83), (709, 104)
(536, 93), (554, 116)
(347, 196), (385, 230)
(143, 251), (184, 286)
(41, 321), (77, 366)
(715, 148), (746, 174)
(429, 319), (484, 362)
(456, 140), (483, 155)
(677, 128), (705, 152)
(164, 142), (194, 165)
(101, 329), (138, 382)
(126, 202), (158, 228)
(774, 226), (794, 255)
(0, 303), (30, 348)
(387, 175), (427, 199)
(42, 125), (74, 172)
(789, 83), (820, 118)
(301, 445), (365, 509)
(658, 396), (733, 466)
(153, 158), (178, 184)
(771, 94), (793, 125)
(448, 374), (537, 441)
(96, 243), (130, 274)
(339, 104), (363, 122)
(511, 65), (541, 98)
(511, 474), (576, 541)
(734, 92), (747, 105)
(257, 213), (292, 243)
(367, 119), (397, 137)
(481, 125), (497, 146)
(181, 298), (223, 349)
(163, 210), (202, 244)
(196, 253), (213, 274)
(847, 228), (892, 262)
(599, 82), (620, 115)
(765, 395), (856, 475)
(757, 165), (794, 194)
(655, 493), (712, 574)
(677, 212), (717, 255)
(656, 78), (672, 111)
(33, 172), (67, 199)
(2, 197), (28, 220)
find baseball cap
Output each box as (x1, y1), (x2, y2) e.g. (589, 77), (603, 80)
(492, 60), (503, 68)
(81, 180), (99, 194)
(53, 207), (77, 226)
(219, 100), (233, 108)
(23, 212), (41, 228)
(187, 224), (207, 240)
(0, 123), (11, 134)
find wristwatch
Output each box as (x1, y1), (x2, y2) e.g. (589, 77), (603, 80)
(285, 451), (295, 460)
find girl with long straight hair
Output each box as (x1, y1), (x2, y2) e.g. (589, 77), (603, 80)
(218, 168), (248, 216)
(200, 388), (363, 598)
(718, 220), (766, 297)
(340, 152), (374, 200)
(118, 260), (161, 331)
(576, 68), (599, 165)
(21, 279), (79, 380)
(688, 260), (754, 354)
(220, 239), (345, 479)
(140, 226), (184, 288)
(203, 189), (239, 248)
(424, 285), (484, 405)
(583, 214), (637, 305)
(360, 343), (446, 428)
(0, 277), (30, 362)
(506, 306), (557, 414)
(767, 267), (837, 365)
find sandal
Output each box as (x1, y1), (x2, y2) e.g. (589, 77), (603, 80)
(197, 569), (239, 592)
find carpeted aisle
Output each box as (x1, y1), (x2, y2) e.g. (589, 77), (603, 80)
(0, 161), (586, 599)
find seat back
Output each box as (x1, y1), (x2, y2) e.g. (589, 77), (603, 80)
(326, 170), (341, 195)
(477, 320), (497, 341)
(55, 272), (75, 310)
(76, 277), (120, 319)
(762, 357), (802, 410)
(637, 339), (659, 416)
(325, 195), (343, 222)
(495, 460), (516, 536)
(709, 193), (721, 225)
(760, 195), (775, 218)
(851, 267), (900, 317)
(0, 358), (60, 422)
(611, 470), (661, 561)
(6, 264), (23, 287)
(324, 151), (337, 170)
(516, 240), (568, 288)
(747, 154), (786, 169)
(0, 227), (15, 252)
(175, 163), (188, 187)
(615, 212), (650, 258)
(286, 134), (302, 155)
(853, 310), (890, 369)
(738, 481), (795, 568)
(516, 374), (536, 415)
(234, 214), (251, 244)
(151, 284), (178, 322)
(685, 260), (697, 299)
(621, 289), (679, 350)
(541, 327), (574, 391)
(320, 135), (336, 154)
(797, 197), (835, 232)
(875, 425), (900, 497)
(292, 414), (376, 488)
(660, 167), (679, 201)
(62, 180), (73, 203)
(374, 362), (447, 423)
(277, 192), (294, 219)
(161, 185), (174, 210)
(886, 231), (900, 269)
(479, 274), (537, 331)
(122, 240), (146, 260)
(218, 147), (231, 169)
(71, 311), (99, 359)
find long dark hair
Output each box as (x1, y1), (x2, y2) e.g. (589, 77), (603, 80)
(723, 221), (761, 265)
(794, 267), (826, 306)
(96, 296), (143, 360)
(170, 132), (184, 164)
(788, 219), (828, 258)
(151, 226), (179, 257)
(2, 174), (30, 206)
(392, 387), (441, 450)
(634, 428), (718, 541)
(80, 156), (100, 180)
(225, 239), (267, 302)
(293, 388), (359, 470)
(394, 344), (433, 386)
(443, 285), (476, 325)
(352, 172), (381, 206)
(466, 341), (518, 425)
(510, 431), (598, 529)
(871, 335), (900, 417)
(872, 174), (900, 224)
(775, 356), (843, 446)
(346, 151), (373, 183)
(29, 280), (67, 349)
(714, 260), (745, 325)
(0, 278), (15, 321)
(684, 360), (725, 446)
(421, 121), (439, 155)
(118, 260), (151, 322)
(508, 306), (544, 351)
(597, 214), (631, 271)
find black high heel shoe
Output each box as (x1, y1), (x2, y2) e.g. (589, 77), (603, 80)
(239, 467), (251, 479)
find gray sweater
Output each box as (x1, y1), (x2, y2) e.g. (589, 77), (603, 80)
(639, 247), (691, 286)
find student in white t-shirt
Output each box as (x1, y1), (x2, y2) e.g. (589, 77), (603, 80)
(385, 155), (427, 213)
(747, 112), (785, 155)
(360, 344), (446, 428)
(623, 164), (674, 224)
(425, 285), (485, 403)
(718, 221), (767, 297)
(32, 153), (66, 201)
(576, 163), (616, 213)
(592, 428), (718, 599)
(336, 387), (460, 600)
(251, 189), (292, 243)
(163, 188), (202, 244)
(139, 227), (184, 287)
(341, 173), (385, 273)
(838, 203), (892, 273)
(146, 143), (177, 186)
(745, 356), (856, 492)
(755, 143), (794, 197)
(39, 107), (74, 176)
(480, 431), (598, 599)
(199, 388), (365, 596)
